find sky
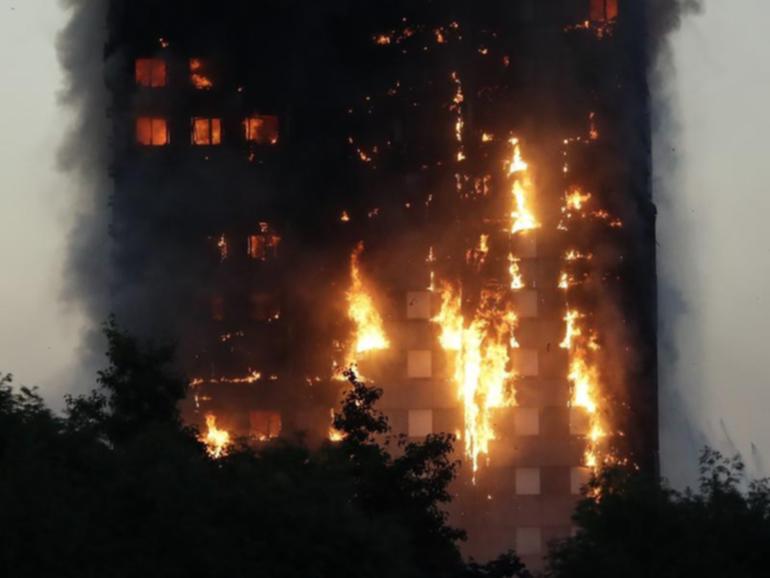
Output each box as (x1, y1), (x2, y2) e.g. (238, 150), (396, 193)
(0, 0), (769, 486)
(0, 0), (88, 404)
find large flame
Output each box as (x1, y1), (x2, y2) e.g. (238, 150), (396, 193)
(347, 243), (390, 355)
(507, 138), (539, 234)
(433, 284), (517, 478)
(201, 414), (231, 459)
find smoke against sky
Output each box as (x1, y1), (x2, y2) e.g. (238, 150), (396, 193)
(655, 0), (770, 486)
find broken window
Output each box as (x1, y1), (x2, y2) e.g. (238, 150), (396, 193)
(135, 58), (166, 87)
(250, 410), (282, 441)
(243, 115), (280, 145)
(590, 0), (618, 21)
(247, 223), (281, 261)
(189, 58), (213, 90)
(191, 118), (222, 146)
(136, 117), (169, 146)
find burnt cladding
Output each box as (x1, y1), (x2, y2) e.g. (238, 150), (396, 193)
(102, 0), (659, 563)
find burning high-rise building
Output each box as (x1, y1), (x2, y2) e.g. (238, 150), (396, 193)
(99, 0), (658, 569)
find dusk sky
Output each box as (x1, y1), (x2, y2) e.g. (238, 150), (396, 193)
(1, 0), (769, 487)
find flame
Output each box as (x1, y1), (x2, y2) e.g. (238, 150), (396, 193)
(433, 284), (517, 478)
(560, 310), (582, 349)
(201, 414), (231, 459)
(565, 188), (592, 211)
(190, 58), (213, 90)
(216, 234), (228, 262)
(340, 211), (351, 222)
(347, 243), (390, 355)
(506, 138), (539, 234)
(508, 254), (524, 290)
(450, 72), (465, 163)
(328, 409), (345, 442)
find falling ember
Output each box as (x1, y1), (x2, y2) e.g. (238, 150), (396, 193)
(433, 284), (517, 478)
(506, 138), (539, 234)
(347, 243), (390, 355)
(201, 414), (231, 459)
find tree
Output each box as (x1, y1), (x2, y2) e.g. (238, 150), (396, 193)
(546, 449), (770, 578)
(0, 327), (529, 578)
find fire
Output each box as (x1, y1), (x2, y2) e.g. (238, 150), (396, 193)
(328, 409), (345, 442)
(508, 254), (524, 290)
(201, 414), (231, 459)
(347, 243), (389, 355)
(506, 138), (539, 234)
(450, 72), (465, 163)
(433, 284), (517, 477)
(560, 310), (582, 350)
(190, 58), (213, 89)
(565, 188), (591, 211)
(216, 234), (228, 261)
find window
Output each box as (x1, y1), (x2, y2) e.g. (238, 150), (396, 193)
(516, 528), (542, 556)
(516, 528), (543, 556)
(249, 292), (280, 322)
(136, 117), (169, 146)
(247, 223), (281, 261)
(250, 410), (282, 441)
(515, 408), (540, 436)
(407, 350), (432, 378)
(191, 118), (222, 145)
(408, 410), (433, 437)
(515, 468), (541, 495)
(513, 349), (539, 377)
(135, 58), (166, 87)
(244, 115), (279, 145)
(590, 0), (618, 21)
(569, 407), (590, 435)
(514, 289), (538, 318)
(406, 291), (431, 319)
(571, 467), (591, 495)
(189, 58), (213, 90)
(211, 295), (225, 321)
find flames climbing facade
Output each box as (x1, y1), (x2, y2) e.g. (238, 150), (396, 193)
(105, 0), (656, 568)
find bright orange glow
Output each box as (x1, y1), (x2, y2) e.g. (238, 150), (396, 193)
(135, 58), (166, 87)
(560, 310), (582, 349)
(136, 118), (169, 146)
(450, 72), (465, 163)
(433, 284), (518, 478)
(565, 187), (592, 211)
(347, 243), (389, 355)
(189, 58), (213, 89)
(250, 411), (282, 442)
(328, 409), (345, 442)
(244, 115), (280, 145)
(508, 254), (524, 290)
(201, 414), (231, 459)
(247, 223), (281, 261)
(506, 138), (539, 234)
(191, 118), (222, 145)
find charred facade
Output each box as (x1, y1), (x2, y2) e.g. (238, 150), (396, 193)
(104, 0), (657, 567)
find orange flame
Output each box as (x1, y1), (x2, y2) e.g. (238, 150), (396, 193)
(201, 414), (231, 459)
(507, 138), (539, 234)
(433, 284), (517, 478)
(347, 243), (390, 355)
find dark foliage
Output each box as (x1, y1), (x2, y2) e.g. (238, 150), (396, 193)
(546, 449), (770, 578)
(0, 327), (526, 578)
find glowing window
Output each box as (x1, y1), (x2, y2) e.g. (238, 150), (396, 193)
(191, 118), (222, 146)
(590, 0), (618, 21)
(136, 117), (169, 146)
(247, 223), (281, 261)
(250, 410), (282, 441)
(135, 58), (166, 87)
(243, 115), (279, 145)
(408, 410), (433, 437)
(407, 350), (432, 379)
(189, 58), (213, 90)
